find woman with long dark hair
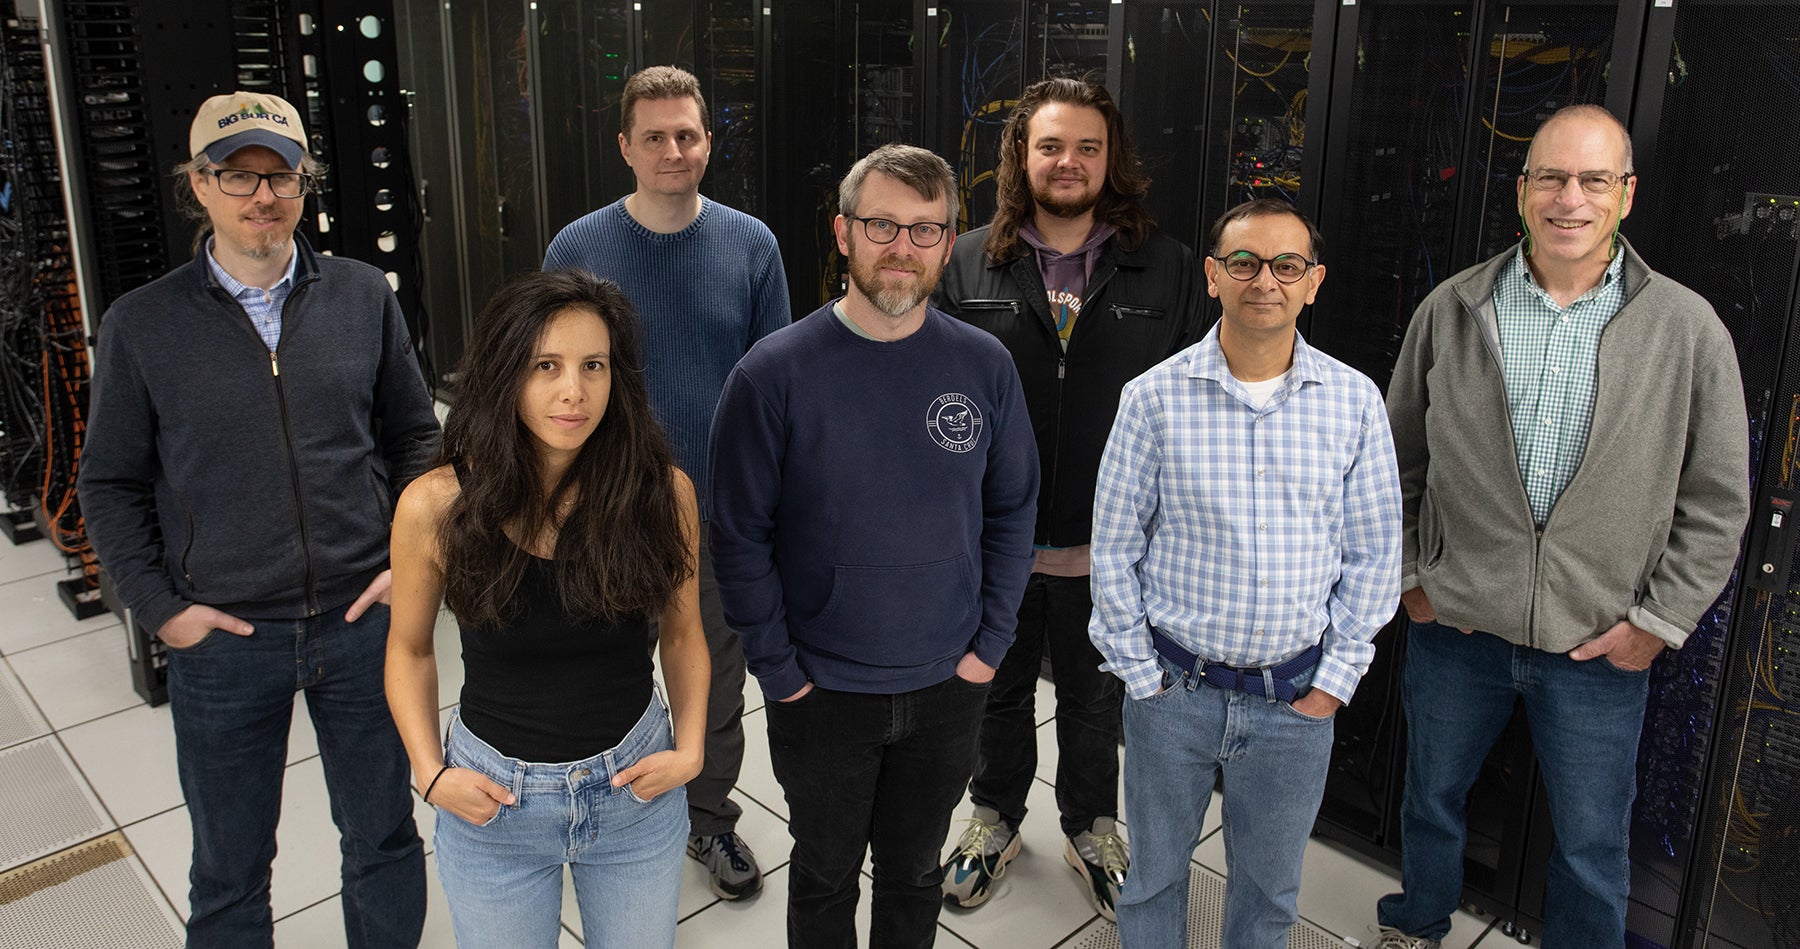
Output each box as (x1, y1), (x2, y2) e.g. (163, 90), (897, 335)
(385, 268), (708, 947)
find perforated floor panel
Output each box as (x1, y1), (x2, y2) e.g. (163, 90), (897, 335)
(0, 832), (181, 948)
(0, 666), (50, 750)
(0, 737), (113, 872)
(1070, 864), (1351, 948)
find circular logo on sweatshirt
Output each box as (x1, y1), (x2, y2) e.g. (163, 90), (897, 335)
(926, 394), (983, 453)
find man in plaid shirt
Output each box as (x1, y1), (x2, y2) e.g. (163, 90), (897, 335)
(1088, 198), (1400, 948)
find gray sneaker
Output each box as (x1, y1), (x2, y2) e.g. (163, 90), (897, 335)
(687, 831), (763, 899)
(940, 805), (1022, 908)
(1369, 925), (1442, 949)
(1063, 818), (1129, 922)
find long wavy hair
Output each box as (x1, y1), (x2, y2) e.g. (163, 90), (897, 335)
(984, 77), (1155, 263)
(436, 269), (690, 629)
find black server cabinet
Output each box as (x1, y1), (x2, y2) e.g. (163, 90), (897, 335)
(933, 0), (1029, 232)
(1115, 0), (1210, 251)
(1623, 4), (1800, 947)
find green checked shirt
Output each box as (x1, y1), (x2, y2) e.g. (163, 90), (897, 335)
(1494, 245), (1627, 526)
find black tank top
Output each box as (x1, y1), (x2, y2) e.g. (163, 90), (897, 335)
(456, 556), (653, 763)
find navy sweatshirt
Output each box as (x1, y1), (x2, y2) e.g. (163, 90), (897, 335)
(707, 304), (1039, 699)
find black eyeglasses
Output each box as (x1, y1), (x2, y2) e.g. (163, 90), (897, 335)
(1521, 169), (1633, 195)
(203, 168), (313, 199)
(846, 215), (950, 248)
(1211, 251), (1317, 284)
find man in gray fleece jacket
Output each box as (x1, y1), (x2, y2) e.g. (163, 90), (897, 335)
(1371, 106), (1749, 949)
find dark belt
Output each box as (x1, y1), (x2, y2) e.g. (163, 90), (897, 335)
(1149, 626), (1322, 704)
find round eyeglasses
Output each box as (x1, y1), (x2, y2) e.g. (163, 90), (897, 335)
(1211, 252), (1317, 284)
(846, 215), (949, 248)
(204, 168), (313, 199)
(1521, 169), (1633, 195)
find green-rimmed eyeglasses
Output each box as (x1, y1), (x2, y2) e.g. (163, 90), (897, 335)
(846, 215), (950, 248)
(1211, 251), (1317, 284)
(203, 168), (314, 199)
(1521, 169), (1633, 195)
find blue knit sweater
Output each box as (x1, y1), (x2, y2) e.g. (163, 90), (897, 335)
(707, 304), (1040, 698)
(544, 197), (791, 506)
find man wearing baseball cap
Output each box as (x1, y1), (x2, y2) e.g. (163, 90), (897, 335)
(80, 91), (437, 948)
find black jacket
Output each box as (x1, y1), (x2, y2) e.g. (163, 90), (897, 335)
(79, 236), (440, 634)
(933, 225), (1206, 547)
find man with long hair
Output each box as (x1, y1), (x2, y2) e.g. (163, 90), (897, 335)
(544, 65), (790, 900)
(79, 91), (436, 947)
(710, 144), (1038, 948)
(932, 76), (1205, 921)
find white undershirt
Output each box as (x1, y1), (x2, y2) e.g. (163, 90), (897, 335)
(1236, 369), (1290, 410)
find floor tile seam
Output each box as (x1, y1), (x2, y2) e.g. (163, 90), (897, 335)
(42, 729), (127, 835)
(272, 891), (338, 925)
(0, 618), (126, 658)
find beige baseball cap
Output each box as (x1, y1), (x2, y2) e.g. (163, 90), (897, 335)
(189, 91), (308, 167)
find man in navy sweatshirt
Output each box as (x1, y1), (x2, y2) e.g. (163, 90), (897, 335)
(544, 65), (790, 899)
(709, 143), (1039, 949)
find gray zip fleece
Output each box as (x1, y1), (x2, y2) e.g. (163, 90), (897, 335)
(79, 236), (440, 636)
(1387, 239), (1748, 652)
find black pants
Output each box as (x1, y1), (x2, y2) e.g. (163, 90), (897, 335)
(970, 572), (1122, 835)
(766, 676), (989, 949)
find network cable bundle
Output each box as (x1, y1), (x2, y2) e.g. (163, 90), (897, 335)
(0, 7), (97, 609)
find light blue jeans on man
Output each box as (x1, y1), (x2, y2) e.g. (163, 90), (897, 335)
(1377, 620), (1649, 948)
(1116, 654), (1334, 948)
(433, 693), (688, 949)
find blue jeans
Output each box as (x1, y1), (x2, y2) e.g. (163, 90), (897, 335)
(165, 602), (424, 949)
(1117, 654), (1333, 949)
(765, 676), (990, 949)
(433, 693), (687, 949)
(1376, 621), (1649, 948)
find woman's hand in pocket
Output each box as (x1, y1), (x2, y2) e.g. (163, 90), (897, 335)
(433, 768), (516, 825)
(613, 747), (704, 802)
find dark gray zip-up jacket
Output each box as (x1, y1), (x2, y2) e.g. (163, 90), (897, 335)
(1387, 239), (1749, 652)
(932, 226), (1205, 548)
(79, 236), (440, 636)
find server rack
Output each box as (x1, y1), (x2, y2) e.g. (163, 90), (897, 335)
(1623, 3), (1800, 947)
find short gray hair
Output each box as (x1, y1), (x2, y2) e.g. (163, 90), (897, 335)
(1526, 104), (1633, 174)
(839, 144), (958, 228)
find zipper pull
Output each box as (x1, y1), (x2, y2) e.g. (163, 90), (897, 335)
(1058, 358), (1066, 380)
(270, 352), (280, 377)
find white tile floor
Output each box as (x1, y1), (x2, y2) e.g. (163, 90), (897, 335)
(0, 536), (1514, 947)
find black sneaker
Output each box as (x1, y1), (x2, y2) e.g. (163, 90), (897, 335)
(687, 831), (763, 900)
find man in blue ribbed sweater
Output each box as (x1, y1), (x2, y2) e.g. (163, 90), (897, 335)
(709, 144), (1038, 949)
(543, 65), (790, 900)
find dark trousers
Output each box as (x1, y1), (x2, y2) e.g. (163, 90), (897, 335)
(766, 676), (989, 949)
(970, 572), (1121, 835)
(651, 528), (747, 837)
(165, 602), (425, 949)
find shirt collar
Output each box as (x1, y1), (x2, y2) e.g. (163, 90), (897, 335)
(204, 236), (297, 298)
(1508, 241), (1625, 306)
(1187, 322), (1325, 388)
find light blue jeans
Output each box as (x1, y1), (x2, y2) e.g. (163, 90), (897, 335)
(433, 693), (687, 949)
(1116, 654), (1334, 949)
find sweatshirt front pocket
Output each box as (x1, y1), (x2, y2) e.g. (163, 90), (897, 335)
(802, 556), (977, 667)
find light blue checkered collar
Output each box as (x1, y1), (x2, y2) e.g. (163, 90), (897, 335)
(204, 236), (297, 299)
(1187, 322), (1324, 388)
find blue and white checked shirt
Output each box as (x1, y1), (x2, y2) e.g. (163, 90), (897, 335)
(1088, 326), (1402, 703)
(205, 237), (297, 353)
(1495, 246), (1626, 525)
